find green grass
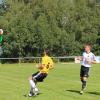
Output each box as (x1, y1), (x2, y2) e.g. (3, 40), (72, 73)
(0, 63), (100, 100)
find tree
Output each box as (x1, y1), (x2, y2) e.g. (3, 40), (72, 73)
(0, 0), (100, 61)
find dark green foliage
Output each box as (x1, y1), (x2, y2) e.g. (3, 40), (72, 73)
(0, 0), (100, 58)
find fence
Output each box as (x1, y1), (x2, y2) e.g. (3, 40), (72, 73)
(0, 56), (76, 63)
(0, 56), (100, 63)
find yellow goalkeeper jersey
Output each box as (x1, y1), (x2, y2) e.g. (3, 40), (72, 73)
(40, 55), (54, 74)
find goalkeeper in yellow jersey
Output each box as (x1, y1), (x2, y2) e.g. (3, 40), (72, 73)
(28, 50), (54, 97)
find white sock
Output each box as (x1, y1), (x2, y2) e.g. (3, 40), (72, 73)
(29, 80), (36, 89)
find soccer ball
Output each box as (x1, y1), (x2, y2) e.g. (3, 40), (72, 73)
(0, 29), (3, 35)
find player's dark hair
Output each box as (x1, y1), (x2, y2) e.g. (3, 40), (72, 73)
(44, 49), (49, 55)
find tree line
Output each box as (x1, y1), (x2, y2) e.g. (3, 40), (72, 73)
(0, 0), (100, 58)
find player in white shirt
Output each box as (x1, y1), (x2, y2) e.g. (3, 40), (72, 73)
(78, 44), (96, 94)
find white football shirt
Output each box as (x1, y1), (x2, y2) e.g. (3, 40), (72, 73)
(81, 52), (96, 67)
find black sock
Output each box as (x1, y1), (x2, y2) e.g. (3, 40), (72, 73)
(82, 81), (86, 91)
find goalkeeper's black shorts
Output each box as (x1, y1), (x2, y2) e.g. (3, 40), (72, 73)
(32, 71), (47, 82)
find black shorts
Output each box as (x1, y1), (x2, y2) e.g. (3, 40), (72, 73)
(32, 71), (47, 82)
(80, 65), (90, 77)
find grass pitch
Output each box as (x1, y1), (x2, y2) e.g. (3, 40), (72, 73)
(0, 63), (100, 100)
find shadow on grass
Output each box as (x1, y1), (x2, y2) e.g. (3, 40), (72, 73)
(66, 90), (80, 94)
(87, 92), (100, 95)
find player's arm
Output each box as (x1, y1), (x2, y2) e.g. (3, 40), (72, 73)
(36, 63), (44, 69)
(77, 56), (83, 61)
(91, 54), (96, 64)
(36, 57), (45, 69)
(92, 60), (96, 64)
(77, 52), (84, 61)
